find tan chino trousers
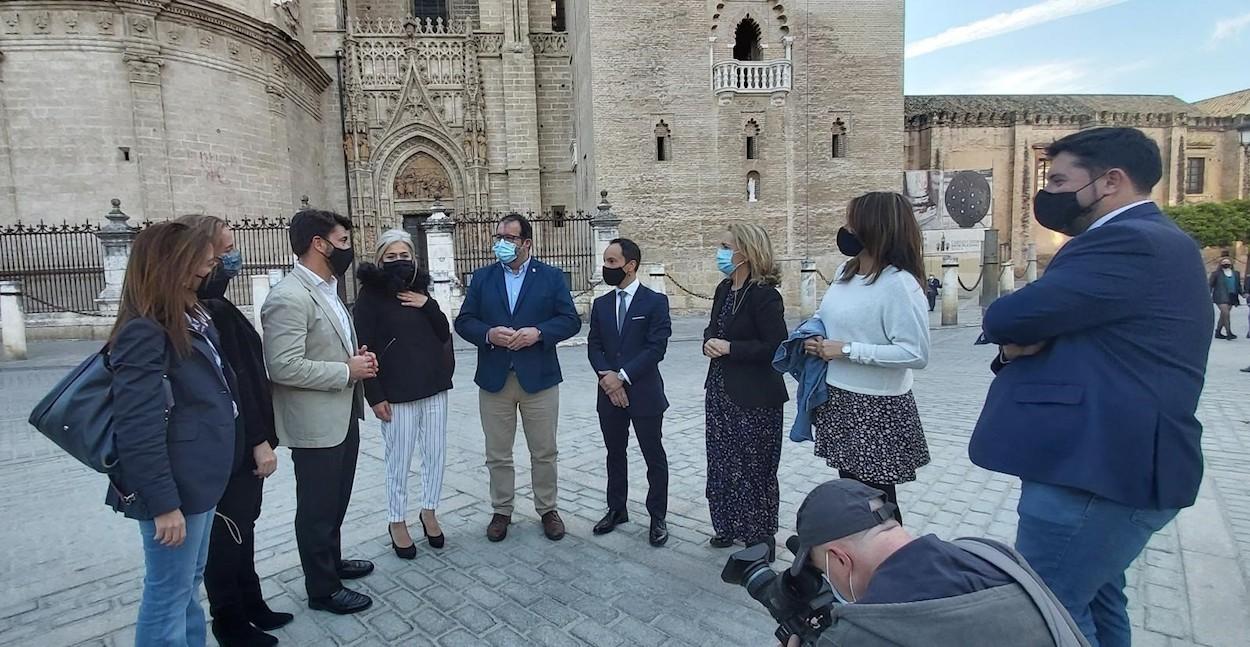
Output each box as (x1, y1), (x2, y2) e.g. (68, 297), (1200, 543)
(479, 373), (560, 516)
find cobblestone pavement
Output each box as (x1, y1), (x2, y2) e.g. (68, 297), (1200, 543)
(2, 309), (1249, 646)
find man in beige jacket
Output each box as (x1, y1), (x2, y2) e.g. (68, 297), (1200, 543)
(262, 209), (378, 615)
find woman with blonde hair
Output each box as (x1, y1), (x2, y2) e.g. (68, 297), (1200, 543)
(804, 191), (931, 523)
(702, 222), (789, 560)
(353, 229), (454, 557)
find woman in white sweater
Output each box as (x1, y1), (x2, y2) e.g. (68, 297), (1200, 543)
(803, 191), (932, 523)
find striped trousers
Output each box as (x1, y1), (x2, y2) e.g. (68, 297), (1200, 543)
(381, 391), (449, 521)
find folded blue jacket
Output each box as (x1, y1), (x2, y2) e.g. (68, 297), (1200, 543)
(772, 317), (828, 442)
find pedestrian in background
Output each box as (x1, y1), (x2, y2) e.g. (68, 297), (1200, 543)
(926, 274), (942, 312)
(702, 222), (789, 561)
(803, 192), (931, 524)
(354, 229), (454, 558)
(108, 221), (238, 647)
(1210, 257), (1241, 340)
(178, 215), (290, 647)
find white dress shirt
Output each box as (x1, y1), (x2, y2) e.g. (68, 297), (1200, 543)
(1087, 200), (1153, 231)
(614, 278), (642, 384)
(293, 260), (353, 346)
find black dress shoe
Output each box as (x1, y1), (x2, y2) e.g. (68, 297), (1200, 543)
(709, 535), (734, 548)
(337, 559), (375, 580)
(212, 613), (277, 647)
(389, 525), (417, 560)
(593, 509), (629, 535)
(308, 587), (373, 615)
(649, 519), (669, 547)
(245, 600), (294, 632)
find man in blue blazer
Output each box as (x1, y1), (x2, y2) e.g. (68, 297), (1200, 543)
(970, 127), (1211, 647)
(587, 239), (673, 546)
(454, 213), (581, 543)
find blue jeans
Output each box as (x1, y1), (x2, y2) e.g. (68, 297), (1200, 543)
(1015, 481), (1177, 647)
(135, 508), (215, 647)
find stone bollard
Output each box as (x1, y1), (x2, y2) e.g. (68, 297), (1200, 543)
(425, 200), (457, 311)
(999, 260), (1015, 296)
(95, 198), (136, 315)
(800, 259), (818, 319)
(1025, 243), (1038, 284)
(590, 190), (621, 300)
(645, 263), (668, 296)
(941, 256), (959, 326)
(0, 280), (28, 360)
(251, 274), (272, 332)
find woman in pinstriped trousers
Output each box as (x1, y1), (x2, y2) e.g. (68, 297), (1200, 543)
(354, 230), (455, 558)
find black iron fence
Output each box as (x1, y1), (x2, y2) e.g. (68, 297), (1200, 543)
(0, 221), (106, 314)
(222, 217), (294, 306)
(454, 210), (596, 290)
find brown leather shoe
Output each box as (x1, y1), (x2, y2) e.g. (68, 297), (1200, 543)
(486, 513), (511, 542)
(541, 511), (566, 541)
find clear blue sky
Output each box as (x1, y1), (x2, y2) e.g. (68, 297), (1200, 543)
(904, 0), (1249, 102)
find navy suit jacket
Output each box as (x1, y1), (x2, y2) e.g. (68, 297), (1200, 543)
(970, 203), (1212, 510)
(587, 284), (672, 418)
(454, 258), (582, 393)
(108, 317), (240, 519)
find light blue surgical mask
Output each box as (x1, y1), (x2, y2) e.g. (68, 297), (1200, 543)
(494, 239), (518, 265)
(716, 248), (738, 276)
(218, 249), (243, 277)
(825, 551), (857, 605)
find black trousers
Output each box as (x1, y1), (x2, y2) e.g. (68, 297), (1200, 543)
(839, 470), (904, 525)
(599, 410), (668, 520)
(927, 293), (937, 311)
(204, 467), (265, 620)
(290, 419), (359, 599)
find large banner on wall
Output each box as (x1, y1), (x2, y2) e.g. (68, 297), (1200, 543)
(903, 169), (993, 255)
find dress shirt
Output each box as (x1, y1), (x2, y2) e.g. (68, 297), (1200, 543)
(614, 278), (642, 384)
(293, 260), (353, 346)
(1087, 200), (1152, 231)
(504, 257), (532, 313)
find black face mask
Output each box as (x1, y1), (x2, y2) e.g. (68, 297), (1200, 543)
(196, 267), (232, 300)
(1033, 174), (1107, 233)
(383, 259), (416, 285)
(837, 227), (864, 257)
(602, 264), (629, 287)
(323, 242), (355, 276)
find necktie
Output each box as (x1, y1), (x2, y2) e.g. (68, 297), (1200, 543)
(617, 290), (628, 332)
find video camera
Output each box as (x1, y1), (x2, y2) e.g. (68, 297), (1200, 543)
(720, 537), (835, 646)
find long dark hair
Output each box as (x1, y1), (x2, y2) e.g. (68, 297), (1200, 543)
(839, 191), (925, 286)
(109, 221), (213, 357)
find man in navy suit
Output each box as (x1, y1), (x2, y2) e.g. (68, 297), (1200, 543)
(587, 239), (673, 546)
(970, 128), (1211, 647)
(454, 213), (581, 543)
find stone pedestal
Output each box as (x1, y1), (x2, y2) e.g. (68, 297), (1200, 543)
(1025, 243), (1038, 284)
(799, 259), (818, 319)
(251, 274), (272, 331)
(0, 280), (27, 360)
(999, 261), (1015, 296)
(644, 263), (668, 296)
(941, 256), (959, 326)
(95, 199), (136, 315)
(590, 190), (621, 300)
(425, 202), (457, 311)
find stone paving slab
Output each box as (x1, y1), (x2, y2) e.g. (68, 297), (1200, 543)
(1, 311), (1247, 646)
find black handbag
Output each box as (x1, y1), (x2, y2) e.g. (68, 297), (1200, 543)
(27, 345), (172, 477)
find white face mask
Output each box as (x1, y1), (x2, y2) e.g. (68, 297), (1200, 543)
(825, 550), (857, 604)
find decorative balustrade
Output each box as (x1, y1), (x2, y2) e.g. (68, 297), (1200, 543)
(712, 59), (793, 95)
(349, 15), (469, 37)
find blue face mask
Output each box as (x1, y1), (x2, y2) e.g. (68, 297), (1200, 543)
(494, 239), (519, 265)
(218, 249), (243, 277)
(716, 248), (738, 276)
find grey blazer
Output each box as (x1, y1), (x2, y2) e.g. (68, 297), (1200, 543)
(261, 267), (362, 449)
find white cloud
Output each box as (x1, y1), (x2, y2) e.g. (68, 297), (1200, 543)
(905, 0), (1130, 59)
(1211, 12), (1250, 44)
(909, 59), (1149, 95)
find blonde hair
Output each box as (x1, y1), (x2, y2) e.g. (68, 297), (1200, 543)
(374, 229), (415, 265)
(728, 223), (782, 286)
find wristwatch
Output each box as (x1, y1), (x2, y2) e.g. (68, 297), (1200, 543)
(841, 343), (853, 358)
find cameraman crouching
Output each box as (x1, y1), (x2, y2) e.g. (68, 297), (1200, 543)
(785, 480), (1087, 647)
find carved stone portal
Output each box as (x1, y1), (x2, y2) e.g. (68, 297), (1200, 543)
(393, 152), (453, 201)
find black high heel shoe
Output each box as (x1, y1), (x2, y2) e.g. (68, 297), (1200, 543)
(389, 525), (416, 560)
(421, 513), (445, 549)
(709, 535), (734, 548)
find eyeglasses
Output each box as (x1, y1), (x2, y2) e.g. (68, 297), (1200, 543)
(493, 234), (525, 244)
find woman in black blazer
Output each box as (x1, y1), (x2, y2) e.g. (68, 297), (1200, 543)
(107, 221), (239, 647)
(702, 223), (789, 560)
(354, 229), (454, 558)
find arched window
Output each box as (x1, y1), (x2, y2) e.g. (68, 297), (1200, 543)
(551, 0), (566, 32)
(831, 119), (848, 158)
(655, 121), (671, 162)
(733, 17), (763, 61)
(744, 119), (760, 160)
(413, 0), (447, 21)
(747, 171), (761, 202)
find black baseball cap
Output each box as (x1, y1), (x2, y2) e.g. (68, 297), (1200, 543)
(789, 479), (898, 576)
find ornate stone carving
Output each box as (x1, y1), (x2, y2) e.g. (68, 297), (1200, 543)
(393, 152), (453, 200)
(199, 31), (213, 48)
(2, 14), (19, 35)
(97, 12), (114, 34)
(33, 11), (50, 33)
(530, 33), (569, 56)
(475, 34), (503, 55)
(130, 16), (152, 37)
(167, 26), (183, 43)
(123, 53), (164, 85)
(350, 15), (468, 37)
(64, 11), (80, 33)
(228, 40), (240, 58)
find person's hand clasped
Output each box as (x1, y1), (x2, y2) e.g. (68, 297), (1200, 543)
(597, 370), (629, 408)
(488, 326), (517, 347)
(1001, 341), (1049, 362)
(803, 336), (847, 361)
(252, 443), (278, 478)
(506, 327), (541, 351)
(372, 400), (393, 423)
(397, 291), (428, 308)
(348, 345), (378, 381)
(703, 338), (731, 358)
(153, 509), (187, 548)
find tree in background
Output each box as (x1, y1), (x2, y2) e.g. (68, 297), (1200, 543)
(1164, 200), (1250, 251)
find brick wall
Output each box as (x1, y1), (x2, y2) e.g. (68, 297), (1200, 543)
(535, 55), (574, 211)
